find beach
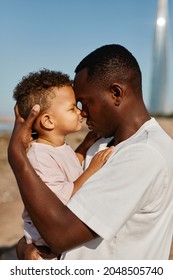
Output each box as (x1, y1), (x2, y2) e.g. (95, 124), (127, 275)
(0, 118), (173, 260)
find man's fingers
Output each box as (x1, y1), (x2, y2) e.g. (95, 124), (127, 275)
(14, 104), (20, 118)
(14, 104), (25, 123)
(14, 104), (40, 125)
(25, 104), (40, 128)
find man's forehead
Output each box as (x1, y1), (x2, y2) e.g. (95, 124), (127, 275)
(73, 69), (90, 100)
(74, 68), (89, 87)
(75, 92), (87, 101)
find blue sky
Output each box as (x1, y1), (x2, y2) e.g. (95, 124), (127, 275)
(0, 0), (173, 118)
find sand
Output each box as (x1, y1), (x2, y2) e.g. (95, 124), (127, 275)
(0, 118), (173, 260)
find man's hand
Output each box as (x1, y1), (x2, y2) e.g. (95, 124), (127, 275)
(16, 237), (58, 260)
(16, 237), (42, 260)
(8, 104), (40, 166)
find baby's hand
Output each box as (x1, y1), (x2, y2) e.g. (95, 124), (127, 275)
(88, 146), (115, 173)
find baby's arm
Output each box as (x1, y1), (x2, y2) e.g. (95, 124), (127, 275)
(75, 131), (100, 164)
(72, 146), (114, 195)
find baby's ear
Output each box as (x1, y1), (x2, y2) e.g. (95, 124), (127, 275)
(40, 113), (54, 129)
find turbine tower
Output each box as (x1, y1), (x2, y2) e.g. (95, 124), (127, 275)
(149, 0), (169, 114)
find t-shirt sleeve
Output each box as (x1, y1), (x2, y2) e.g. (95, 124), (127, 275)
(67, 144), (166, 240)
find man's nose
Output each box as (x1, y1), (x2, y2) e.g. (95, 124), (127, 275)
(81, 109), (88, 118)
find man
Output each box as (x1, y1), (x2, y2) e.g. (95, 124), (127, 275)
(8, 44), (173, 259)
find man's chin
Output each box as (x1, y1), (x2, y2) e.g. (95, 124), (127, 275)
(87, 126), (112, 139)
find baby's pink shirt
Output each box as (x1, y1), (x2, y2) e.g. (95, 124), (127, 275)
(23, 142), (83, 245)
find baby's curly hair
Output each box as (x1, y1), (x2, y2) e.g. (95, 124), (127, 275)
(13, 69), (72, 119)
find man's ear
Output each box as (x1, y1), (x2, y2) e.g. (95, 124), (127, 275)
(110, 83), (123, 106)
(40, 114), (54, 129)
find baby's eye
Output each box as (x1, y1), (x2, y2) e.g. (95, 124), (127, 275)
(70, 106), (76, 111)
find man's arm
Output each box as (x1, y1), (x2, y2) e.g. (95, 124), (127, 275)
(8, 105), (96, 256)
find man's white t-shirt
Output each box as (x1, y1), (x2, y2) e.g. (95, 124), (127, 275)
(61, 118), (173, 259)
